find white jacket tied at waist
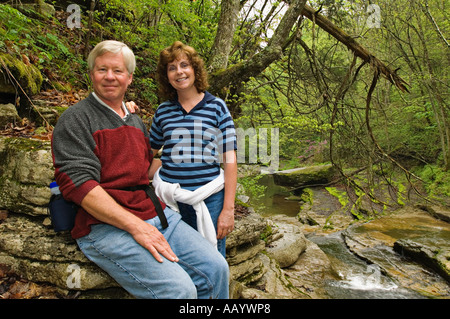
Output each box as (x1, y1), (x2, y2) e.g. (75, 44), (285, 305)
(152, 167), (224, 247)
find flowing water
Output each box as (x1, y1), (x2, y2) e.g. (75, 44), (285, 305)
(307, 232), (426, 299)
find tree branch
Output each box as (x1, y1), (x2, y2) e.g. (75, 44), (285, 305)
(301, 4), (409, 92)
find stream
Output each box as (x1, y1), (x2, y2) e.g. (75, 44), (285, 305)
(250, 173), (449, 299)
(307, 232), (425, 299)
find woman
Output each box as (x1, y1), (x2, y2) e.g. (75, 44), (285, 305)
(148, 41), (237, 257)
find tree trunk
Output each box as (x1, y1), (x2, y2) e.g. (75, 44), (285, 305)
(209, 0), (307, 94)
(84, 0), (96, 59)
(208, 0), (241, 73)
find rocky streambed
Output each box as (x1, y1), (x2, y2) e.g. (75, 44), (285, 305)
(239, 165), (450, 299)
(341, 205), (450, 298)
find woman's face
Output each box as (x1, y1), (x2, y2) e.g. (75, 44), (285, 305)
(167, 53), (196, 93)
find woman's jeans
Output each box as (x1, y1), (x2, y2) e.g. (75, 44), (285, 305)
(76, 207), (229, 299)
(177, 190), (226, 257)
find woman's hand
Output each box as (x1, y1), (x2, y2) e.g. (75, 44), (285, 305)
(217, 207), (234, 239)
(125, 101), (139, 113)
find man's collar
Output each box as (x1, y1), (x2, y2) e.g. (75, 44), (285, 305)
(92, 92), (129, 119)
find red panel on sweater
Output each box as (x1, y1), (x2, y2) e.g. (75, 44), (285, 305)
(69, 125), (163, 239)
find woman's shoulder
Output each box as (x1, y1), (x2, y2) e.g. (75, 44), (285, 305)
(204, 91), (224, 104)
(204, 91), (231, 116)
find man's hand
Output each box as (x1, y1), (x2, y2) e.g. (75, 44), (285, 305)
(81, 185), (178, 263)
(129, 220), (179, 263)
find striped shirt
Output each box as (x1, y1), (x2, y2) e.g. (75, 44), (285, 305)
(150, 91), (237, 190)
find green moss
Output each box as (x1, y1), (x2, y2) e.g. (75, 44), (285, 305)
(300, 187), (314, 205)
(53, 106), (69, 116)
(326, 186), (366, 220)
(3, 136), (49, 151)
(260, 224), (273, 243)
(417, 164), (450, 200)
(325, 186), (349, 207)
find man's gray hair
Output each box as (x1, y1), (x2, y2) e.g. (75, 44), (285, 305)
(87, 40), (136, 74)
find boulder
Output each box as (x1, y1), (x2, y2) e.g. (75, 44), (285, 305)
(240, 253), (307, 299)
(417, 204), (450, 223)
(0, 104), (20, 127)
(272, 164), (336, 188)
(0, 136), (53, 216)
(265, 220), (307, 268)
(0, 214), (118, 291)
(226, 211), (320, 299)
(283, 239), (335, 299)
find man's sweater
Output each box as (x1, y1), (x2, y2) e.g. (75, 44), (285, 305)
(51, 93), (165, 239)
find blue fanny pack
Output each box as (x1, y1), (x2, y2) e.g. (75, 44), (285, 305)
(48, 193), (78, 232)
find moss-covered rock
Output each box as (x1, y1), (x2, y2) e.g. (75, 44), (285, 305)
(0, 53), (43, 96)
(273, 164), (336, 188)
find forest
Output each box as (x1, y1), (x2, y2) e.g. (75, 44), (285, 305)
(0, 0), (449, 204)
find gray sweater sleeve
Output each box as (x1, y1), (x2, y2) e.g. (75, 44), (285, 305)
(52, 99), (101, 204)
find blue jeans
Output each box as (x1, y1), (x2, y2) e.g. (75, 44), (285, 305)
(76, 207), (229, 299)
(177, 190), (226, 257)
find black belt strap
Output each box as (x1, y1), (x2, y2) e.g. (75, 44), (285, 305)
(121, 185), (168, 229)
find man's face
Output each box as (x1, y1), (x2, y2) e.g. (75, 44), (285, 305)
(90, 52), (132, 108)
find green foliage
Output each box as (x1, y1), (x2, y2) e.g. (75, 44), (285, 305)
(0, 0), (219, 103)
(0, 4), (87, 90)
(133, 77), (158, 106)
(237, 175), (267, 201)
(325, 186), (349, 208)
(0, 4), (36, 53)
(0, 0), (448, 206)
(0, 4), (33, 39)
(417, 165), (450, 199)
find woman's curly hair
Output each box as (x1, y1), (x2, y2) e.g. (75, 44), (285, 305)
(156, 41), (209, 101)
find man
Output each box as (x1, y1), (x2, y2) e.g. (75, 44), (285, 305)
(51, 40), (229, 299)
